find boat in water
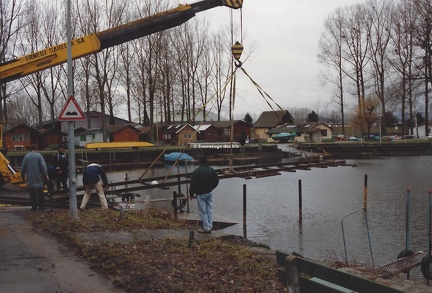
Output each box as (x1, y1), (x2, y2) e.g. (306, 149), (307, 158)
(164, 152), (194, 162)
(271, 132), (294, 142)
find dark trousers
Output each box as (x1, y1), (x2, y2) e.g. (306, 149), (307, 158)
(56, 173), (68, 189)
(29, 187), (45, 210)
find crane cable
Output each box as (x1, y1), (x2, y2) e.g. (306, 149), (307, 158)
(228, 5), (243, 172)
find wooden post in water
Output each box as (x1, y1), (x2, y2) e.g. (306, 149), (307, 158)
(363, 174), (368, 210)
(172, 191), (178, 221)
(298, 179), (302, 222)
(243, 184), (247, 238)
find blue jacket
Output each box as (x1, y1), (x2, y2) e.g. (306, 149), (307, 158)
(83, 163), (108, 185)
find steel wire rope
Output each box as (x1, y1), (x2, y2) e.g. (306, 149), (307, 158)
(238, 66), (310, 139)
(156, 69), (238, 185)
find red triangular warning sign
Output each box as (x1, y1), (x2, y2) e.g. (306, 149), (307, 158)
(58, 96), (86, 121)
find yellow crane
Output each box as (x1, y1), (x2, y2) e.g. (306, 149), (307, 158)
(0, 0), (242, 84)
(0, 0), (243, 186)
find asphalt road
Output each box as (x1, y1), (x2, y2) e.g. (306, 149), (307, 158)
(0, 207), (123, 293)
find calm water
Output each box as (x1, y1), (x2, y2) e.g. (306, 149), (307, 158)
(83, 154), (432, 270)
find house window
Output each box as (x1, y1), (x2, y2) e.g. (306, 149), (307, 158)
(321, 130), (328, 136)
(80, 136), (86, 142)
(12, 133), (29, 141)
(224, 129), (230, 136)
(163, 134), (170, 140)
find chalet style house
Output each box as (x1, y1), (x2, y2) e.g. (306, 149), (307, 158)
(253, 110), (295, 142)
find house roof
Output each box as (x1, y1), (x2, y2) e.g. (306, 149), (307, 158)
(267, 122), (331, 134)
(201, 120), (244, 128)
(161, 124), (193, 134)
(4, 124), (38, 134)
(253, 110), (295, 128)
(107, 124), (139, 134)
(38, 128), (64, 136)
(42, 110), (143, 128)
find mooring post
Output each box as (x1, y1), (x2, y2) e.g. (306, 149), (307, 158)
(405, 188), (411, 279)
(243, 184), (247, 239)
(188, 230), (194, 248)
(120, 205), (124, 220)
(172, 191), (178, 221)
(298, 179), (302, 222)
(363, 174), (368, 210)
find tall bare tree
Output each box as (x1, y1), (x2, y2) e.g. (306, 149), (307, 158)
(318, 8), (347, 134)
(0, 0), (27, 130)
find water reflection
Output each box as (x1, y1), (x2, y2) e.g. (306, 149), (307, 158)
(91, 155), (432, 268)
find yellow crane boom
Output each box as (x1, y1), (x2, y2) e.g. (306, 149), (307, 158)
(0, 0), (243, 84)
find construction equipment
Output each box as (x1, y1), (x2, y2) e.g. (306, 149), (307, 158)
(0, 151), (25, 187)
(0, 0), (243, 84)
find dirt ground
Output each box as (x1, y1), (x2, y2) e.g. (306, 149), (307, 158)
(2, 206), (432, 292)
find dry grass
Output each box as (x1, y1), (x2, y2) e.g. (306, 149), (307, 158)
(28, 209), (285, 293)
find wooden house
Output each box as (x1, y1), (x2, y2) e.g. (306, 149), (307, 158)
(209, 120), (251, 142)
(38, 128), (66, 149)
(4, 124), (38, 150)
(192, 124), (219, 142)
(159, 124), (197, 145)
(108, 125), (140, 142)
(253, 110), (295, 142)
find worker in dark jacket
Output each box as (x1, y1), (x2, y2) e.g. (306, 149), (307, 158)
(80, 160), (108, 209)
(189, 156), (219, 233)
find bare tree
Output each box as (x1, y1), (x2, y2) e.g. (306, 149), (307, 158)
(341, 4), (372, 135)
(318, 8), (348, 134)
(388, 0), (420, 136)
(365, 0), (393, 135)
(0, 0), (27, 130)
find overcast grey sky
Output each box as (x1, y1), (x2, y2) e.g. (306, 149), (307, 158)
(200, 0), (362, 120)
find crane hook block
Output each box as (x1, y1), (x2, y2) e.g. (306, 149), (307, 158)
(223, 0), (243, 9)
(231, 41), (244, 60)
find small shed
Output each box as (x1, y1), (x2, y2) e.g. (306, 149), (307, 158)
(193, 124), (219, 142)
(38, 128), (65, 150)
(211, 120), (251, 142)
(108, 125), (140, 142)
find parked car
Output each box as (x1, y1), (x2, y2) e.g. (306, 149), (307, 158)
(363, 135), (379, 141)
(402, 135), (415, 139)
(381, 135), (397, 141)
(335, 134), (348, 141)
(348, 136), (361, 141)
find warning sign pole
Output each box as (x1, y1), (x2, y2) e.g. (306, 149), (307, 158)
(66, 0), (77, 219)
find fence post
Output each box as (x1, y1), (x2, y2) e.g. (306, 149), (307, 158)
(243, 184), (247, 238)
(298, 179), (302, 222)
